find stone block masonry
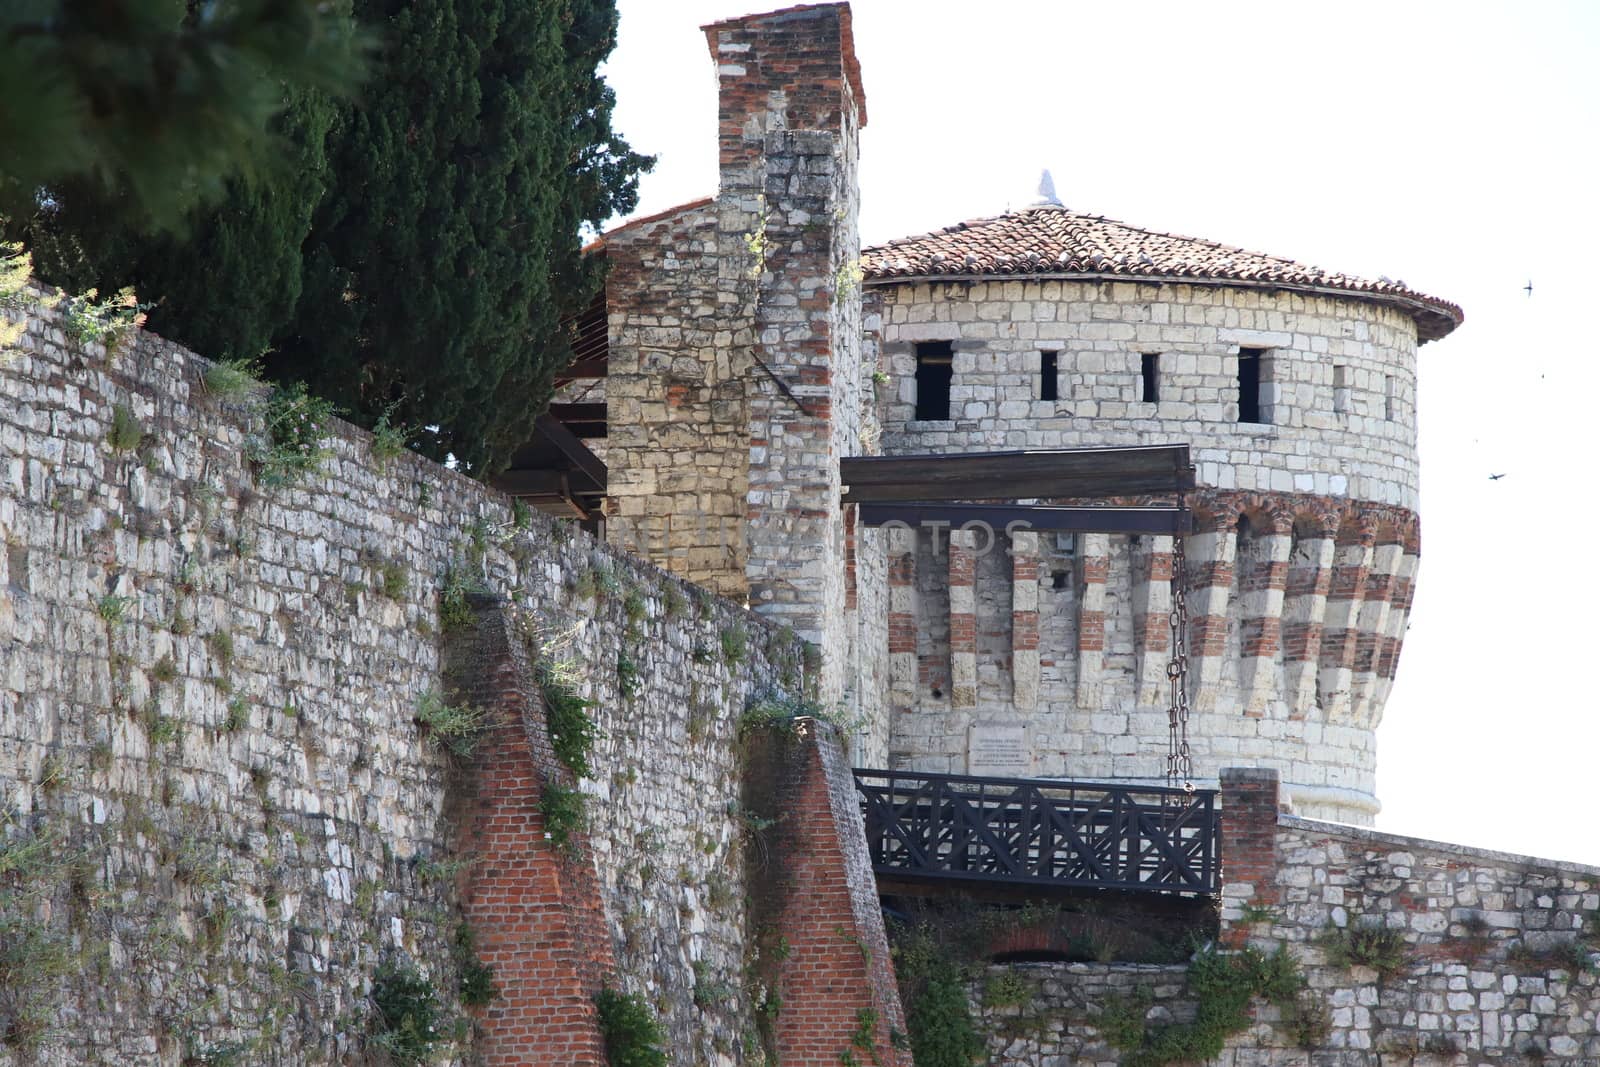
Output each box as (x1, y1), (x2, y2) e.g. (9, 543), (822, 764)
(885, 488), (1418, 824)
(602, 3), (887, 762)
(973, 768), (1600, 1065)
(871, 272), (1431, 822)
(0, 291), (905, 1064)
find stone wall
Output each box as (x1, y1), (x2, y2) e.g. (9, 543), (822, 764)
(0, 292), (882, 1064)
(972, 770), (1600, 1065)
(602, 3), (889, 768)
(604, 199), (749, 599)
(873, 278), (1421, 510)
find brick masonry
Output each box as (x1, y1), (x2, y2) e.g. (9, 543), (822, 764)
(452, 596), (611, 1064)
(763, 719), (910, 1067)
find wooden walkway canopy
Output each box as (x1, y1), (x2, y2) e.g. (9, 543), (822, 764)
(843, 445), (1195, 536)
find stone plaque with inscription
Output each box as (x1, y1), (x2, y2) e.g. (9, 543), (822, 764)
(966, 723), (1032, 777)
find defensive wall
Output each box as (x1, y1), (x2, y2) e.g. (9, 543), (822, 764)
(969, 770), (1600, 1065)
(0, 288), (905, 1066)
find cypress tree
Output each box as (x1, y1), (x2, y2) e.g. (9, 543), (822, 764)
(10, 0), (648, 478)
(268, 0), (650, 475)
(0, 0), (358, 227)
(17, 85), (340, 363)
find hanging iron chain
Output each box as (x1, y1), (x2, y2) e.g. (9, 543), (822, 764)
(1165, 513), (1194, 793)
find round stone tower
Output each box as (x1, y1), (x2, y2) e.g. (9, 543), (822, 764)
(860, 179), (1461, 824)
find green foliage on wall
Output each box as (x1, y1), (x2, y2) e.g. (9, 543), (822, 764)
(539, 784), (586, 856)
(370, 958), (453, 1065)
(540, 665), (600, 779)
(1099, 945), (1311, 1067)
(595, 985), (667, 1067)
(1317, 921), (1412, 979)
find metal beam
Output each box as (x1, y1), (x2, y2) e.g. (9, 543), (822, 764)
(841, 445), (1193, 504)
(858, 502), (1191, 536)
(533, 412), (607, 491)
(547, 402), (606, 424)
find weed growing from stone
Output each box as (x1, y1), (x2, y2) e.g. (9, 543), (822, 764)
(96, 593), (131, 625)
(539, 665), (599, 778)
(511, 498), (532, 529)
(206, 629), (234, 669)
(1099, 944), (1308, 1067)
(142, 706), (183, 747)
(0, 242), (50, 357)
(0, 915), (75, 1051)
(1508, 937), (1597, 974)
(572, 568), (599, 600)
(36, 753), (65, 794)
(691, 959), (736, 1009)
(539, 784), (585, 856)
(370, 958), (451, 1065)
(251, 382), (335, 488)
(414, 855), (469, 883)
(980, 970), (1034, 1009)
(224, 697), (248, 732)
(1238, 902), (1278, 924)
(437, 566), (482, 632)
(454, 924), (498, 1008)
(202, 357), (260, 400)
(720, 625), (747, 665)
(413, 691), (488, 757)
(595, 986), (667, 1067)
(370, 405), (411, 466)
(623, 589), (648, 626)
(63, 287), (142, 354)
(616, 653), (641, 700)
(1318, 920), (1411, 978)
(107, 403), (143, 453)
(150, 655), (177, 684)
(378, 560), (408, 600)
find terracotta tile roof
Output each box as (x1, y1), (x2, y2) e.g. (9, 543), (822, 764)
(861, 206), (1462, 341)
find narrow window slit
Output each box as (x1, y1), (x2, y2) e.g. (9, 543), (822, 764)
(1141, 352), (1160, 403)
(1039, 350), (1058, 401)
(915, 341), (953, 421)
(1237, 347), (1265, 423)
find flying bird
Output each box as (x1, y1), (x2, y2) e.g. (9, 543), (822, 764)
(1489, 473), (1506, 481)
(1524, 280), (1533, 296)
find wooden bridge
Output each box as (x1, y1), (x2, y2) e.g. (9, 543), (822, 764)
(854, 770), (1220, 895)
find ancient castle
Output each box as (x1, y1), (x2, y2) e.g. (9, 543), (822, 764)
(1, 3), (1596, 1065)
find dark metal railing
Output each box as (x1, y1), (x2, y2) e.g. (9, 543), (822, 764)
(854, 769), (1220, 894)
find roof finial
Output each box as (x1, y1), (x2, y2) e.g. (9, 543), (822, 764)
(1029, 168), (1062, 208)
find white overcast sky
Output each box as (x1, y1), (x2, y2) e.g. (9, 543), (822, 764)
(605, 1), (1600, 865)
